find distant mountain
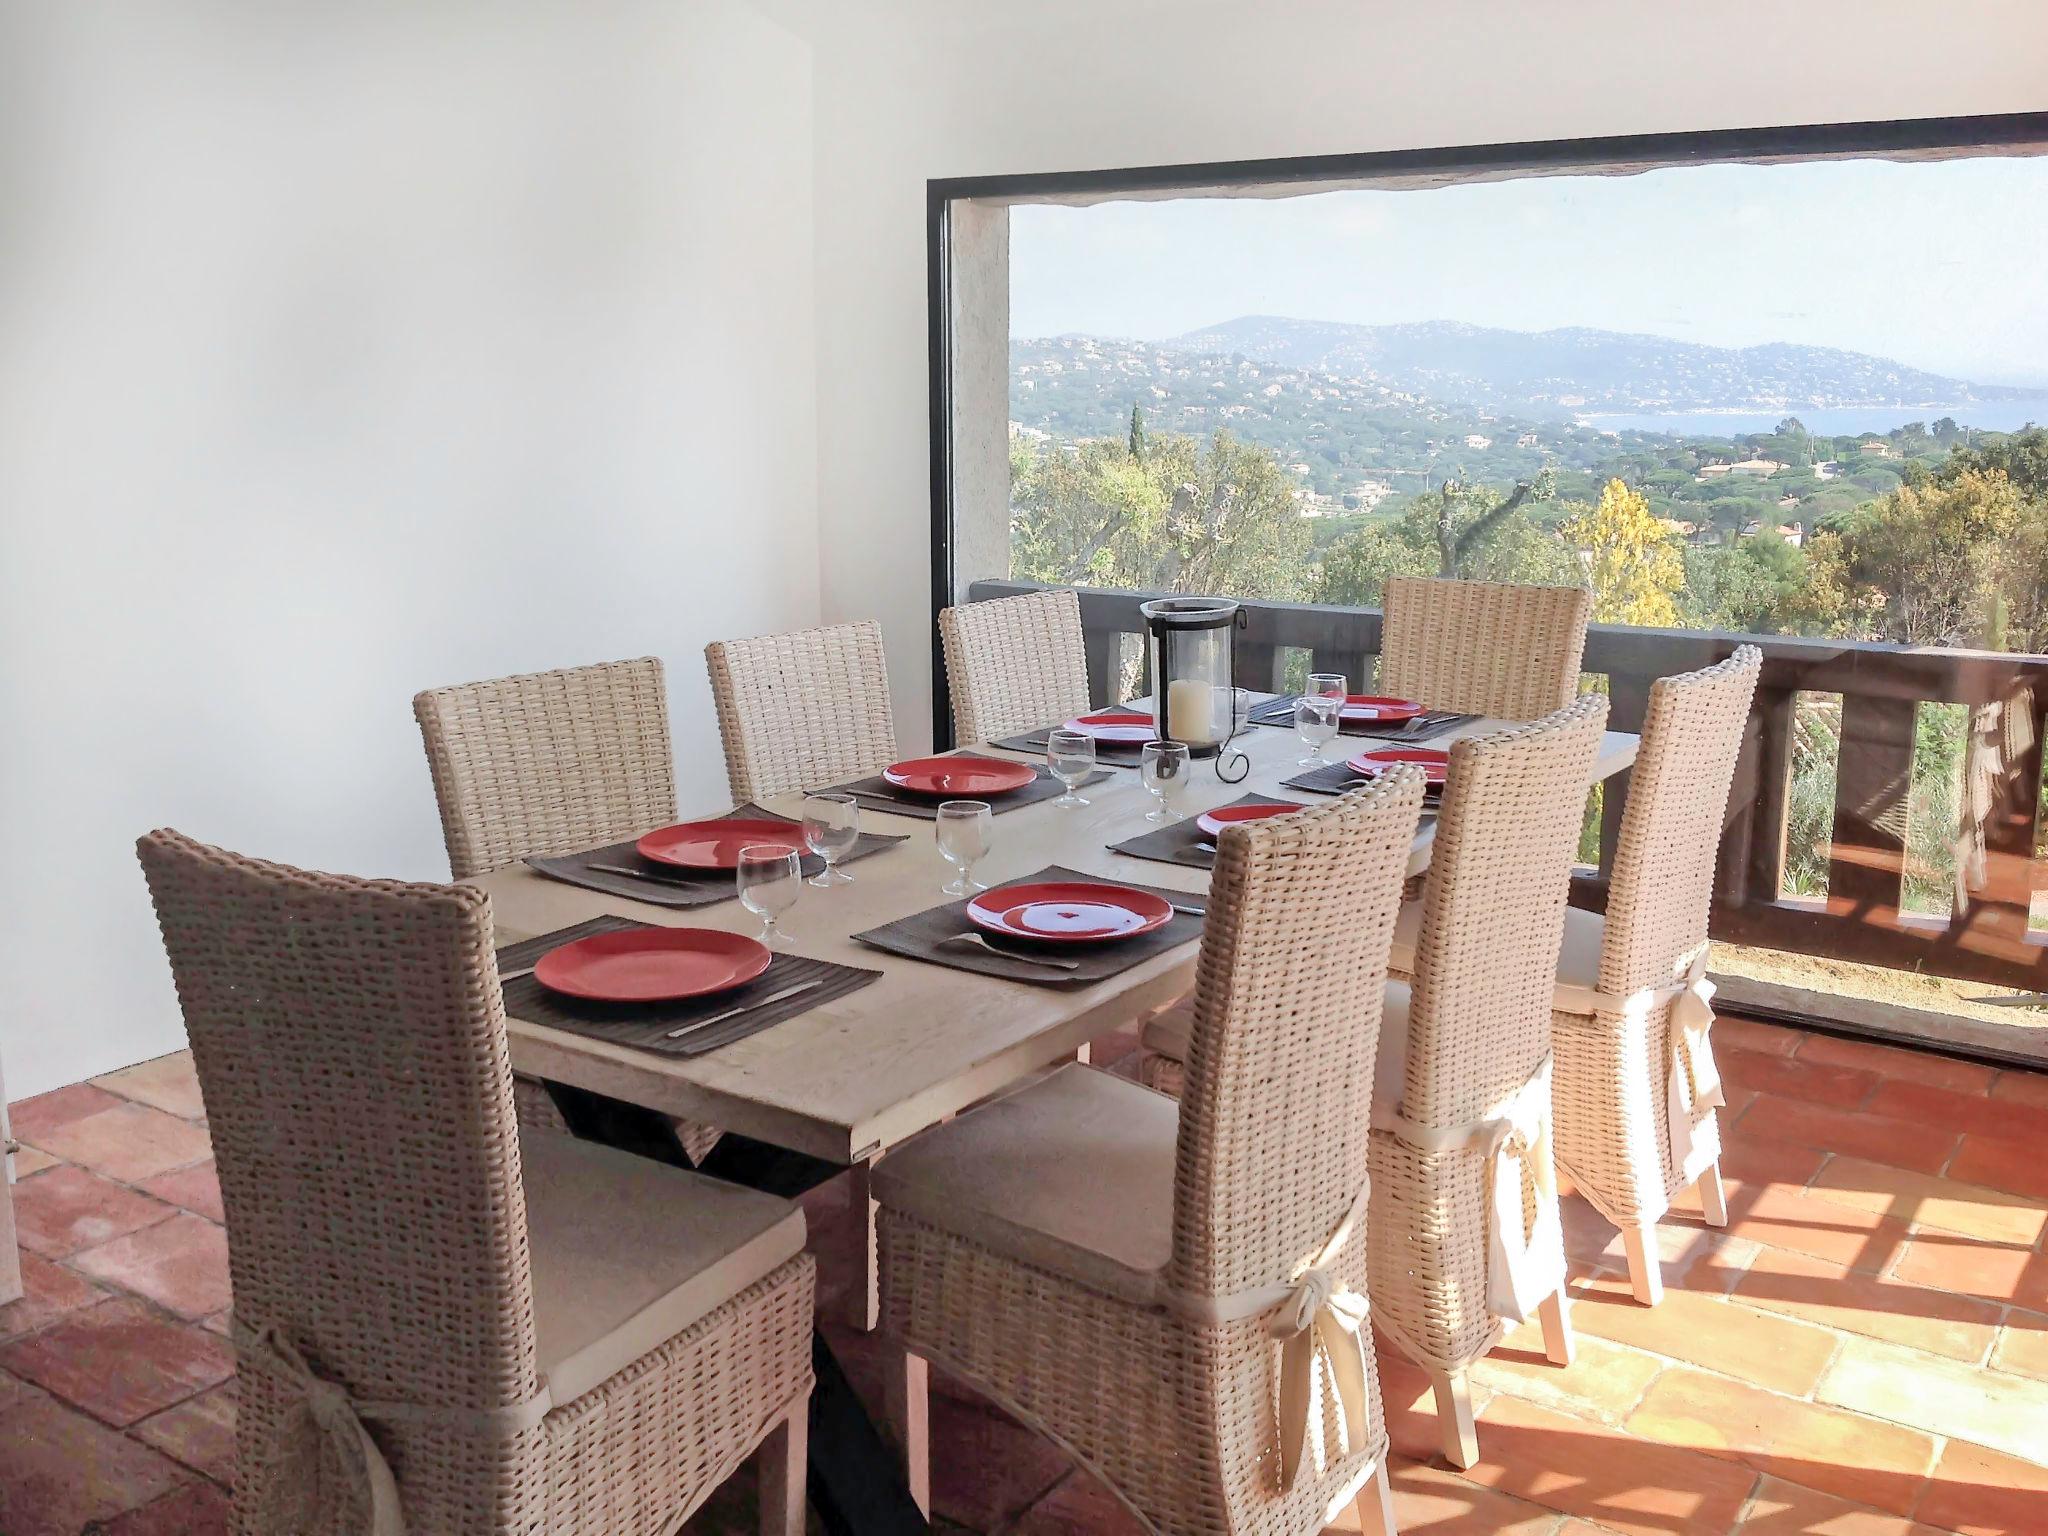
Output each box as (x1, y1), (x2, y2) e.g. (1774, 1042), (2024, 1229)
(1165, 316), (2029, 416)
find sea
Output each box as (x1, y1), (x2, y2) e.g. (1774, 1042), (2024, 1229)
(1578, 400), (2048, 438)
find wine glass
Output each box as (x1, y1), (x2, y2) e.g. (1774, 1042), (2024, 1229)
(1139, 740), (1191, 822)
(1047, 729), (1097, 807)
(935, 799), (993, 896)
(801, 791), (860, 887)
(736, 845), (802, 949)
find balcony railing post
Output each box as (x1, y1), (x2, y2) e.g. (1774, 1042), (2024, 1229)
(1596, 675), (1652, 877)
(1729, 687), (1796, 906)
(1828, 694), (1916, 916)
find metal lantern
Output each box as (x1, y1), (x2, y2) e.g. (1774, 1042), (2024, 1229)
(1139, 596), (1245, 760)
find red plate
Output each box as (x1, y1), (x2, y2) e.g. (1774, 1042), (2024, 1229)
(533, 927), (772, 1002)
(966, 881), (1175, 944)
(637, 818), (807, 870)
(883, 756), (1037, 796)
(1339, 694), (1426, 723)
(1063, 710), (1156, 745)
(1345, 747), (1450, 784)
(1196, 803), (1305, 839)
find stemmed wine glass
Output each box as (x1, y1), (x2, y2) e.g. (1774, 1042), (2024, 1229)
(1296, 671), (1347, 766)
(736, 845), (802, 949)
(1047, 729), (1097, 807)
(801, 791), (860, 886)
(935, 799), (993, 896)
(1139, 740), (1191, 822)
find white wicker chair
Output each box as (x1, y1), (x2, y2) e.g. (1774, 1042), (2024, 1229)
(873, 775), (1429, 1536)
(706, 622), (899, 802)
(1379, 577), (1591, 720)
(939, 588), (1093, 744)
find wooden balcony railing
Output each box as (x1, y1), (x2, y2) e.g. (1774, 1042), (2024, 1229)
(966, 580), (2048, 992)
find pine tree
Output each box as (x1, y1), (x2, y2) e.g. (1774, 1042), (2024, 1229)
(1128, 402), (1147, 461)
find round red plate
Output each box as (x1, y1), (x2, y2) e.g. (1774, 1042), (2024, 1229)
(533, 927), (772, 1002)
(1345, 747), (1450, 784)
(883, 756), (1037, 796)
(1196, 803), (1305, 838)
(966, 881), (1174, 943)
(637, 818), (807, 870)
(1063, 710), (1157, 745)
(1339, 694), (1426, 723)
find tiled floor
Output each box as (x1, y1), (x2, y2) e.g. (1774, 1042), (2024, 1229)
(5, 1018), (2047, 1535)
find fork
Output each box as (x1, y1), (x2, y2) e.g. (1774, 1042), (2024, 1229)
(938, 932), (1084, 971)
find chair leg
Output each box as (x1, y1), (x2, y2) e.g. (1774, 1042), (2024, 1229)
(1354, 1459), (1399, 1535)
(757, 1397), (808, 1536)
(1698, 1161), (1729, 1228)
(1074, 1039), (1091, 1064)
(1427, 1368), (1478, 1469)
(1623, 1224), (1664, 1306)
(883, 1349), (930, 1519)
(845, 1161), (879, 1332)
(1538, 1288), (1575, 1366)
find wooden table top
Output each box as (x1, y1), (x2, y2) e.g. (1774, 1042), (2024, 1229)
(471, 711), (1638, 1164)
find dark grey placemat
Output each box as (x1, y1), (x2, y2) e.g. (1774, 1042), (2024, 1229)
(1281, 758), (1447, 803)
(1248, 694), (1476, 743)
(823, 755), (1112, 819)
(1106, 793), (1304, 870)
(524, 803), (908, 908)
(991, 727), (1146, 766)
(496, 918), (882, 1058)
(852, 864), (1204, 988)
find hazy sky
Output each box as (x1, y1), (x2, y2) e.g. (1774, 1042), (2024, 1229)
(1010, 156), (2048, 387)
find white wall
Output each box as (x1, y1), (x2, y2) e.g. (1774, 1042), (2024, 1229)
(785, 0), (2048, 751)
(0, 0), (818, 1098)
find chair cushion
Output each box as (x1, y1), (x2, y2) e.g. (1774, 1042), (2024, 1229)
(520, 1129), (806, 1403)
(1389, 901), (1607, 1013)
(871, 1063), (1177, 1307)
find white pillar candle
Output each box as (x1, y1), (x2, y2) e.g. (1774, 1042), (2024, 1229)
(1167, 677), (1218, 745)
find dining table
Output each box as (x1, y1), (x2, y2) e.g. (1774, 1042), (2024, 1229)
(466, 697), (1639, 1536)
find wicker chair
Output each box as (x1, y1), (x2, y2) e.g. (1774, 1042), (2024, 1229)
(706, 621), (899, 803)
(414, 657), (708, 1148)
(1366, 695), (1608, 1468)
(873, 774), (1428, 1536)
(1378, 577), (1591, 720)
(939, 588), (1093, 744)
(136, 829), (814, 1536)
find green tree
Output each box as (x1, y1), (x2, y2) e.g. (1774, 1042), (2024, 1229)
(1559, 478), (1684, 627)
(1834, 467), (2044, 648)
(1128, 402), (1147, 461)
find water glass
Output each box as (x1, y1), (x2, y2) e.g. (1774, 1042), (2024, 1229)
(801, 791), (861, 886)
(736, 844), (802, 948)
(1047, 728), (1097, 807)
(1139, 740), (1192, 822)
(935, 799), (993, 896)
(1295, 695), (1342, 765)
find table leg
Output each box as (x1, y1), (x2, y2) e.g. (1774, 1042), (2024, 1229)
(543, 1083), (928, 1536)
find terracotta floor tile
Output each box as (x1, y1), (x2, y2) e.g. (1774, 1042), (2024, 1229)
(139, 1160), (226, 1223)
(1888, 1236), (2047, 1311)
(92, 1051), (206, 1121)
(1472, 1324), (1663, 1424)
(97, 1479), (233, 1536)
(1374, 1456), (1565, 1534)
(27, 1102), (213, 1184)
(1944, 1134), (2048, 1203)
(1865, 1081), (2048, 1146)
(1705, 1129), (1832, 1195)
(1374, 1339), (1494, 1465)
(1733, 1097), (1958, 1177)
(1737, 1474), (1948, 1534)
(1791, 1034), (1996, 1096)
(10, 1142), (58, 1178)
(1007, 1466), (1141, 1536)
(0, 1298), (233, 1427)
(1915, 1435), (2048, 1536)
(1987, 1067), (2048, 1110)
(1805, 1157), (2047, 1247)
(7, 1081), (125, 1145)
(1732, 1245), (2000, 1362)
(134, 1379), (237, 1485)
(1715, 1016), (1805, 1056)
(928, 1393), (1073, 1530)
(1817, 1333), (2048, 1465)
(1987, 1313), (2048, 1383)
(0, 1390), (187, 1536)
(1623, 1367), (1935, 1517)
(71, 1212), (232, 1320)
(1468, 1390), (1756, 1535)
(1719, 1048), (1879, 1110)
(11, 1164), (176, 1260)
(0, 1252), (106, 1344)
(1565, 1279), (1838, 1397)
(1720, 1182), (1911, 1274)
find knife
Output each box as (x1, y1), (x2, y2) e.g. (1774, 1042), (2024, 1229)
(588, 861), (703, 884)
(665, 979), (822, 1039)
